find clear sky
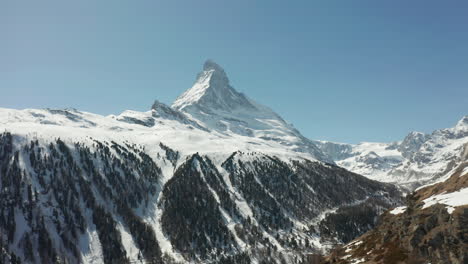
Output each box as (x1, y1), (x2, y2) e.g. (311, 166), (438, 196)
(1, 0), (467, 143)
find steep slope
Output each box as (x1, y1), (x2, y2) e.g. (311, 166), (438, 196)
(315, 116), (468, 189)
(324, 143), (468, 264)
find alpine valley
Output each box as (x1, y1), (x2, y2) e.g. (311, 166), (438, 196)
(0, 61), (466, 264)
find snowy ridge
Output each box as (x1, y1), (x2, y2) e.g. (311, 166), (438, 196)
(0, 107), (312, 164)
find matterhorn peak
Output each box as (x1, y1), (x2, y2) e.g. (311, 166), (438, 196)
(166, 60), (332, 163)
(172, 60), (254, 112)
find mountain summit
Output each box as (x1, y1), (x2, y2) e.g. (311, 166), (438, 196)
(172, 60), (257, 112)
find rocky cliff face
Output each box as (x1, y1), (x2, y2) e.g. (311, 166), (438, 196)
(323, 144), (468, 264)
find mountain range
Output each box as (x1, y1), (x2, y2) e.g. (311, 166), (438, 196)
(315, 116), (468, 190)
(0, 60), (465, 264)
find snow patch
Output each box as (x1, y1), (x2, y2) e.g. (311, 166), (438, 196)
(422, 187), (468, 214)
(349, 257), (366, 264)
(389, 206), (407, 215)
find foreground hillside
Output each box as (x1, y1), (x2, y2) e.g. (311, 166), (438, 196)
(0, 132), (401, 264)
(324, 143), (468, 264)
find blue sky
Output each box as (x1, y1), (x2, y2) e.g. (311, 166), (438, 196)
(1, 0), (467, 143)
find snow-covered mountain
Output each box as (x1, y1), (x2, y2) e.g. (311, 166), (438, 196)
(0, 60), (330, 164)
(315, 116), (468, 189)
(0, 61), (401, 264)
(171, 60), (331, 163)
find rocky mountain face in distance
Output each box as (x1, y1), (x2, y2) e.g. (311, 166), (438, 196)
(315, 116), (468, 190)
(0, 61), (403, 264)
(323, 143), (468, 264)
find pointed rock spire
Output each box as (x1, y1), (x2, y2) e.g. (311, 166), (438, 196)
(172, 60), (255, 112)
